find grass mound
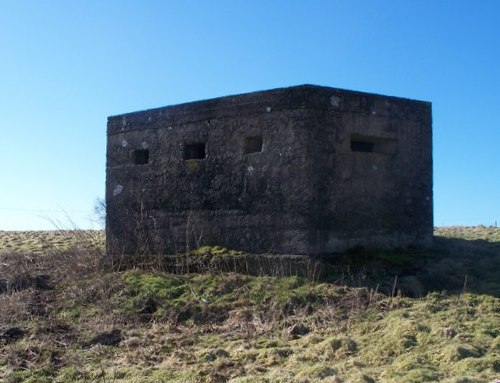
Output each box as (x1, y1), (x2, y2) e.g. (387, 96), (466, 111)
(0, 227), (499, 382)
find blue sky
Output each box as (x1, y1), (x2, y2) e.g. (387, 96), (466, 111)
(0, 0), (498, 230)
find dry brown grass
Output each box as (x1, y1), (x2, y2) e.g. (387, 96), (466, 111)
(0, 227), (498, 382)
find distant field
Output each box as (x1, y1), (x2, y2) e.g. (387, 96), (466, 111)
(0, 227), (498, 382)
(0, 230), (104, 255)
(435, 225), (500, 242)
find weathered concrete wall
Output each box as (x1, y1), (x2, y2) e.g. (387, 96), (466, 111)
(312, 89), (433, 252)
(106, 85), (432, 255)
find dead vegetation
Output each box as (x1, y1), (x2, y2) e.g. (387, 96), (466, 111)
(0, 227), (499, 382)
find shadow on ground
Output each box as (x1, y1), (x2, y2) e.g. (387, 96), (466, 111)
(319, 235), (500, 298)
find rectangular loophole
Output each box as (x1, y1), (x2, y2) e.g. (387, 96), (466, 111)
(244, 135), (263, 154)
(134, 149), (149, 165)
(350, 134), (397, 154)
(184, 142), (206, 160)
(351, 140), (374, 153)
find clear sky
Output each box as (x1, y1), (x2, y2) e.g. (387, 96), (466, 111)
(0, 0), (499, 230)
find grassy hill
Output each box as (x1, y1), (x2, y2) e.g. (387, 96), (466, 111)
(0, 228), (499, 382)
